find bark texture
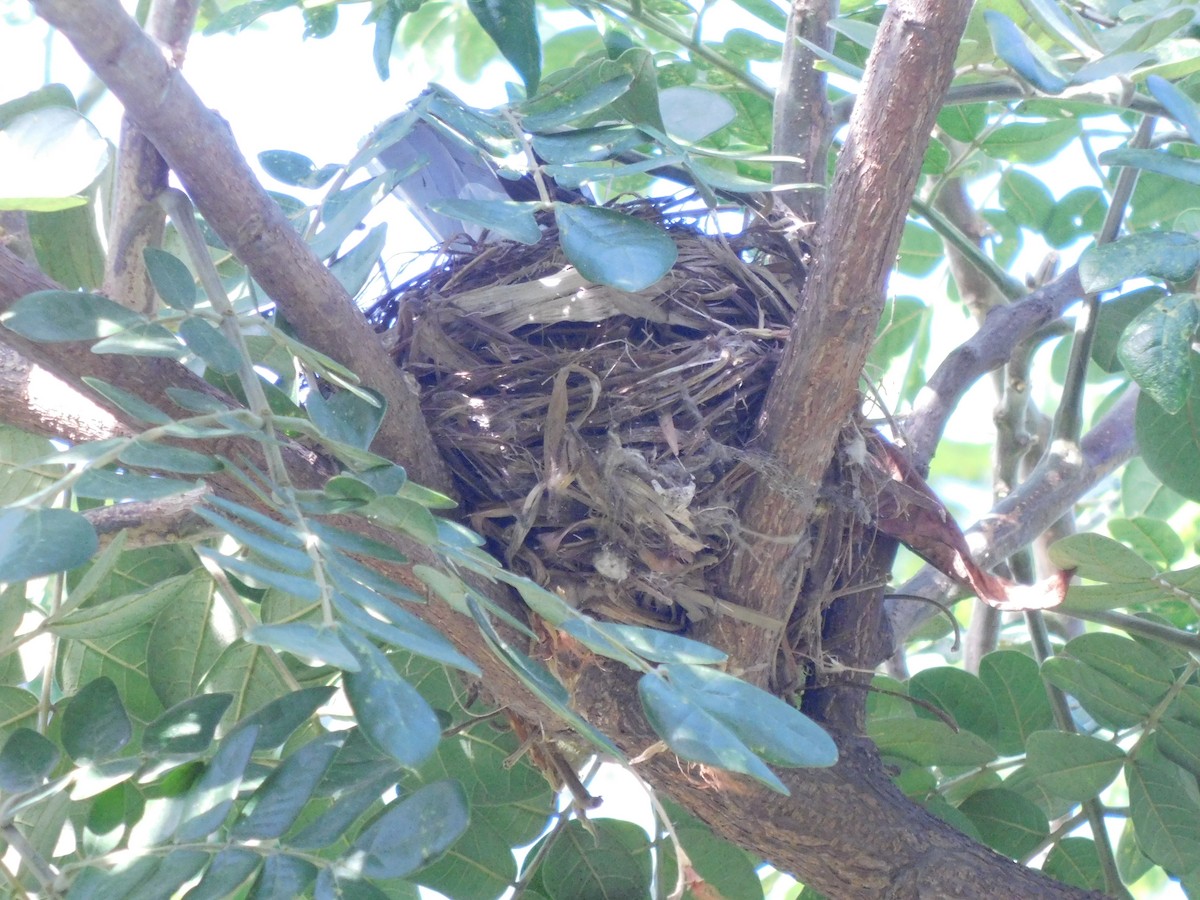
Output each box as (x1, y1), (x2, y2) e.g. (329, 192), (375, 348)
(4, 1), (1116, 897)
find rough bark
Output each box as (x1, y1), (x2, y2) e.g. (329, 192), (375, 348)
(713, 0), (975, 688)
(6, 1), (1117, 897)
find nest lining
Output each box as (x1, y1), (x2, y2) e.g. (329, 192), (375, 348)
(368, 204), (806, 630)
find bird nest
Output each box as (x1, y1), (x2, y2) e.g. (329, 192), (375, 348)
(367, 203), (805, 631)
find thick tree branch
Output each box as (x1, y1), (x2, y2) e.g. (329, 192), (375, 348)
(714, 0), (974, 683)
(31, 0), (451, 492)
(0, 343), (127, 444)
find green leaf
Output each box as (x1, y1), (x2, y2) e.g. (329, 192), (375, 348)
(0, 728), (60, 793)
(198, 548), (320, 600)
(307, 387), (385, 451)
(1065, 633), (1175, 703)
(1042, 837), (1105, 891)
(638, 672), (788, 794)
(175, 725), (260, 841)
(980, 119), (1079, 164)
(342, 631), (442, 768)
(867, 716), (998, 767)
(0, 687), (38, 745)
(244, 623), (359, 671)
(984, 11), (1068, 93)
(259, 149), (338, 188)
(143, 694), (233, 755)
(350, 780), (469, 878)
(193, 508), (310, 573)
(250, 854), (317, 898)
(233, 732), (343, 840)
(1048, 533), (1158, 582)
(292, 780), (396, 853)
(599, 624), (726, 665)
(185, 849), (261, 900)
(364, 495), (439, 544)
(178, 317), (241, 375)
(28, 203), (105, 290)
(1135, 357), (1200, 501)
(1147, 75), (1200, 146)
(999, 169), (1054, 231)
(119, 438), (223, 475)
(1025, 731), (1124, 801)
(0, 507), (97, 581)
(1045, 186), (1107, 249)
(896, 221), (942, 277)
(1118, 292), (1199, 414)
(521, 62), (632, 131)
(1040, 656), (1151, 729)
(554, 203), (677, 291)
(0, 290), (144, 342)
(937, 103), (986, 142)
(331, 222), (387, 297)
(200, 642), (294, 732)
(142, 248), (196, 311)
(90, 321), (185, 358)
(532, 819), (652, 900)
(331, 592), (480, 675)
(310, 521), (407, 563)
(1102, 147), (1200, 186)
(1109, 517), (1185, 568)
(1157, 718), (1200, 778)
(430, 199), (541, 244)
(959, 787), (1049, 859)
(81, 377), (173, 425)
(664, 663), (837, 768)
(1126, 749), (1200, 876)
(1079, 231), (1200, 293)
(729, 0), (786, 30)
(467, 0), (540, 94)
(62, 677), (132, 762)
(0, 106), (109, 209)
(465, 594), (618, 756)
(66, 856), (162, 899)
(233, 686), (337, 752)
(909, 666), (998, 743)
(1092, 287), (1165, 373)
(1020, 0), (1097, 54)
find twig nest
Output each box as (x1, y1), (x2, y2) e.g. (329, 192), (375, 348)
(368, 202), (805, 630)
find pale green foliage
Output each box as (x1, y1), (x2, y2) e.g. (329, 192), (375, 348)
(2, 0), (1200, 898)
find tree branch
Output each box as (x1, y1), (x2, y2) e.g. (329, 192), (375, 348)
(102, 0), (201, 313)
(903, 266), (1084, 469)
(31, 0), (451, 492)
(889, 387), (1139, 642)
(771, 0), (835, 223)
(714, 0), (975, 683)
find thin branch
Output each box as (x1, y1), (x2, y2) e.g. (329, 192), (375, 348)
(31, 0), (452, 493)
(904, 266), (1084, 468)
(771, 0), (835, 223)
(1052, 116), (1152, 443)
(103, 0), (201, 313)
(889, 387), (1140, 642)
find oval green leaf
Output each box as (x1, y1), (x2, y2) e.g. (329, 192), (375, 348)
(1118, 292), (1200, 414)
(554, 203), (677, 291)
(350, 779), (469, 879)
(0, 507), (97, 582)
(1, 290), (144, 342)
